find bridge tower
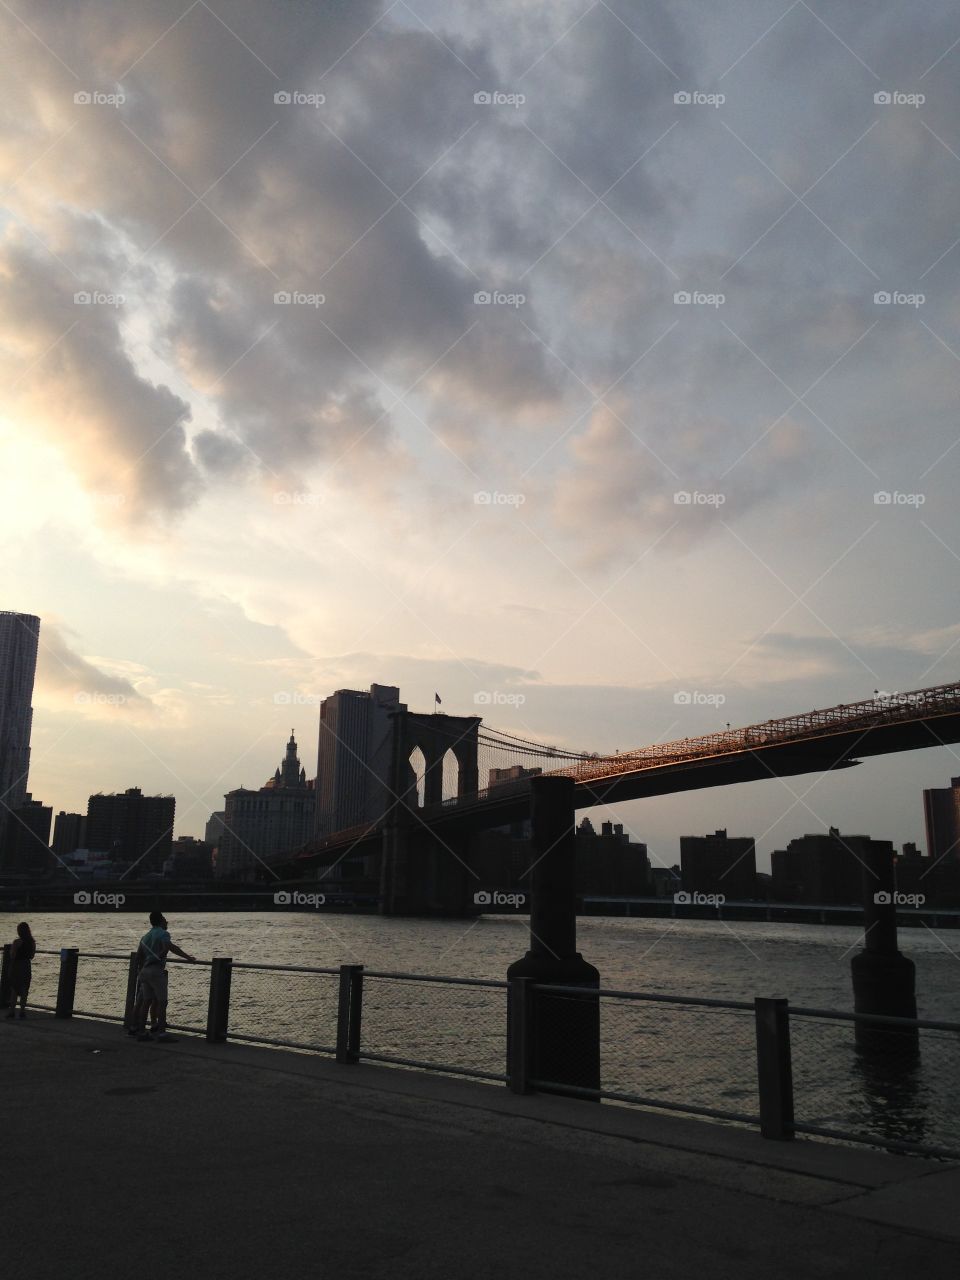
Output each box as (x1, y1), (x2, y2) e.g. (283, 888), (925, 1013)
(379, 707), (481, 915)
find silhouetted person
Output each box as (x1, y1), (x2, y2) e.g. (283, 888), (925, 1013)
(5, 923), (36, 1019)
(129, 911), (197, 1042)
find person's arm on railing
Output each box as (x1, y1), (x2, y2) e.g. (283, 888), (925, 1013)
(167, 942), (197, 963)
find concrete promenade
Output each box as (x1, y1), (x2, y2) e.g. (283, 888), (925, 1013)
(3, 1013), (959, 1279)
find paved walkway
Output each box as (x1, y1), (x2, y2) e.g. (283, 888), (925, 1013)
(3, 1013), (959, 1279)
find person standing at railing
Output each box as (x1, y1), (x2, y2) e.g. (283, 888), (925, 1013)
(129, 912), (197, 1043)
(4, 923), (36, 1020)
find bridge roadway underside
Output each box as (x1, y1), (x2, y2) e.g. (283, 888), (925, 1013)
(426, 712), (960, 836)
(293, 713), (960, 874)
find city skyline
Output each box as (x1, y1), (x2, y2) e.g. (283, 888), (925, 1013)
(2, 1), (959, 868)
(13, 649), (960, 878)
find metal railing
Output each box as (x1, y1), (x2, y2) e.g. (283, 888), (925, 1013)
(3, 944), (958, 1161)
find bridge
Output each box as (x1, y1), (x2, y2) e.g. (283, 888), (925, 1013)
(285, 678), (960, 915)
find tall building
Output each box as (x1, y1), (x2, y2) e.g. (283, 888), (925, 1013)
(576, 820), (651, 896)
(52, 810), (87, 857)
(85, 787), (175, 874)
(770, 828), (892, 905)
(680, 829), (757, 899)
(217, 732), (315, 879)
(0, 611), (40, 851)
(314, 684), (403, 838)
(2, 793), (52, 872)
(923, 777), (960, 867)
(896, 841), (937, 900)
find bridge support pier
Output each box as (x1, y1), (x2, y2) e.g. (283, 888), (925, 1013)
(379, 823), (475, 916)
(851, 843), (918, 1052)
(507, 776), (600, 1097)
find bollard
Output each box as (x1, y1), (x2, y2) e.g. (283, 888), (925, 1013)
(506, 776), (600, 1097)
(851, 843), (918, 1052)
(507, 976), (534, 1094)
(0, 943), (11, 1010)
(206, 958), (233, 1043)
(55, 948), (79, 1019)
(123, 952), (139, 1030)
(336, 964), (364, 1063)
(755, 997), (794, 1140)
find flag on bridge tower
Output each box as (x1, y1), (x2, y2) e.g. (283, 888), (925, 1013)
(435, 692), (442, 708)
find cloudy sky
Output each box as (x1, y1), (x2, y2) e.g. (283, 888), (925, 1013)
(2, 0), (959, 869)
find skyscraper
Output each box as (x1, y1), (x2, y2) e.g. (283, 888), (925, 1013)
(0, 612), (40, 848)
(314, 684), (403, 838)
(923, 777), (960, 866)
(922, 777), (960, 901)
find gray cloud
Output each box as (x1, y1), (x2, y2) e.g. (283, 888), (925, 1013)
(35, 623), (154, 712)
(0, 0), (958, 571)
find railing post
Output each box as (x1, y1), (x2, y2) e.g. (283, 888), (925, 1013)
(123, 952), (139, 1030)
(755, 997), (794, 1139)
(336, 964), (363, 1063)
(0, 943), (11, 1009)
(508, 976), (534, 1094)
(206, 958), (233, 1043)
(55, 948), (79, 1018)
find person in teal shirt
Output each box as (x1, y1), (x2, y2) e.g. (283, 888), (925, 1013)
(129, 911), (197, 1041)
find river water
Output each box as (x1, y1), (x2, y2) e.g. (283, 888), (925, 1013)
(9, 912), (960, 1153)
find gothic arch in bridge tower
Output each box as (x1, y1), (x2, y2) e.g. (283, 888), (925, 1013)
(391, 709), (481, 812)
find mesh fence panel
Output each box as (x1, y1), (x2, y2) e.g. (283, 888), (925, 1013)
(598, 998), (759, 1118)
(74, 955), (129, 1020)
(23, 950), (60, 1011)
(791, 1014), (960, 1154)
(229, 966), (338, 1050)
(161, 962), (211, 1033)
(360, 977), (507, 1077)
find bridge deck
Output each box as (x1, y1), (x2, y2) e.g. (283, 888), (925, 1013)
(298, 680), (960, 853)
